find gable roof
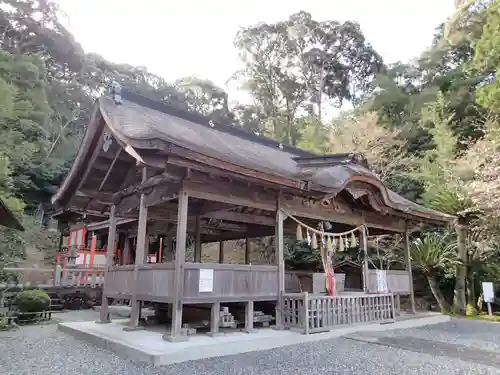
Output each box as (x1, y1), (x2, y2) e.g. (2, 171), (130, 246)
(0, 198), (24, 231)
(53, 89), (455, 224)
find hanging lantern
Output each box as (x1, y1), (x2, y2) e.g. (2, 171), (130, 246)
(350, 232), (357, 247)
(339, 236), (344, 252)
(311, 233), (318, 249)
(296, 225), (303, 241)
(306, 230), (312, 246)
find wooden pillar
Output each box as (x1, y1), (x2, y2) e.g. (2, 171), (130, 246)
(404, 224), (416, 314)
(143, 232), (150, 263)
(163, 188), (188, 342)
(97, 204), (117, 324)
(274, 207), (285, 329)
(122, 234), (130, 265)
(245, 236), (250, 264)
(89, 234), (97, 266)
(207, 301), (222, 337)
(125, 168), (148, 331)
(243, 300), (256, 333)
(360, 227), (369, 293)
(218, 241), (224, 264)
(194, 216), (201, 262)
(166, 235), (174, 262)
(157, 236), (163, 263)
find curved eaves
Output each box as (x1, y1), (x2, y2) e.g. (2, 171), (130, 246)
(51, 105), (103, 206)
(308, 165), (455, 223)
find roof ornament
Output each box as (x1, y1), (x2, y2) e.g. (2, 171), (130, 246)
(208, 120), (215, 128)
(278, 143), (283, 150)
(111, 81), (122, 105)
(103, 132), (113, 152)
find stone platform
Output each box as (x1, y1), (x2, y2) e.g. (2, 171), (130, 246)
(58, 313), (450, 366)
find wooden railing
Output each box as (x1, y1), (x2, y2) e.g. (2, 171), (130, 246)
(2, 267), (106, 288)
(105, 262), (279, 303)
(366, 270), (410, 294)
(183, 263), (278, 303)
(283, 292), (396, 334)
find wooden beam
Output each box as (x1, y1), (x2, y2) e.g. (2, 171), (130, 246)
(184, 178), (277, 212)
(201, 227), (275, 243)
(114, 171), (182, 202)
(98, 148), (122, 191)
(195, 201), (235, 216)
(144, 183), (180, 208)
(76, 191), (114, 205)
(280, 195), (407, 233)
(204, 210), (274, 226)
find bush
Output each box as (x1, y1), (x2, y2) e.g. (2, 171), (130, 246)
(13, 289), (50, 322)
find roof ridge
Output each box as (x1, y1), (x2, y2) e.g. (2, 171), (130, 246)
(117, 89), (315, 157)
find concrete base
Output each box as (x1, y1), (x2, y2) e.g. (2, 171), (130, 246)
(58, 314), (451, 367)
(241, 328), (257, 334)
(162, 334), (189, 342)
(94, 319), (111, 325)
(206, 331), (225, 337)
(123, 325), (145, 332)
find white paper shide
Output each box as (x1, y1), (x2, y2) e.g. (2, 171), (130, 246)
(199, 269), (214, 292)
(376, 269), (388, 293)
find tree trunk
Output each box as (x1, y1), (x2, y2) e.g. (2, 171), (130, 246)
(453, 221), (467, 315)
(427, 275), (451, 313)
(466, 265), (476, 311)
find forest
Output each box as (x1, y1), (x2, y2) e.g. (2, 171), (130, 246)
(1, 0), (500, 315)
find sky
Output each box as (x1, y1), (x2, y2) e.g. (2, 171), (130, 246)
(57, 0), (456, 103)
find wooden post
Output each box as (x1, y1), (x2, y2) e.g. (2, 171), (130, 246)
(125, 168), (148, 331)
(404, 224), (416, 314)
(122, 234), (130, 265)
(207, 302), (222, 337)
(194, 216), (201, 262)
(243, 301), (256, 333)
(166, 235), (174, 262)
(274, 207), (285, 329)
(143, 232), (150, 263)
(245, 236), (250, 264)
(97, 204), (117, 324)
(360, 227), (369, 293)
(158, 236), (163, 263)
(163, 187), (188, 342)
(218, 241), (224, 264)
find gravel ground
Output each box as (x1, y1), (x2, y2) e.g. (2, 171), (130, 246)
(0, 314), (499, 375)
(355, 318), (500, 352)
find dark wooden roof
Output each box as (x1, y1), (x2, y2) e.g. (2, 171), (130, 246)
(0, 198), (24, 231)
(52, 89), (454, 224)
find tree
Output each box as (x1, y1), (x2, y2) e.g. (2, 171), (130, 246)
(233, 11), (383, 145)
(174, 76), (233, 123)
(410, 233), (458, 313)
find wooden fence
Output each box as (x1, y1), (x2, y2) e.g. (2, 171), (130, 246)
(282, 292), (396, 334)
(2, 267), (105, 288)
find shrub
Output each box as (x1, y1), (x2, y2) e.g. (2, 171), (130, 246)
(13, 289), (50, 322)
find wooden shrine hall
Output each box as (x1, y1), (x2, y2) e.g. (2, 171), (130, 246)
(51, 87), (454, 340)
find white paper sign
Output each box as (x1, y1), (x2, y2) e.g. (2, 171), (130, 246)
(199, 269), (214, 292)
(376, 270), (388, 293)
(482, 282), (494, 303)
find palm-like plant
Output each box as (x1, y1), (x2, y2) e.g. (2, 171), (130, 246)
(410, 232), (459, 313)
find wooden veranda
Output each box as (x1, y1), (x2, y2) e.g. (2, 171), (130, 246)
(51, 87), (454, 340)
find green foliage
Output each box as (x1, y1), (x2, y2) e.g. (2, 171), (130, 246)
(410, 233), (459, 276)
(14, 289), (50, 321)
